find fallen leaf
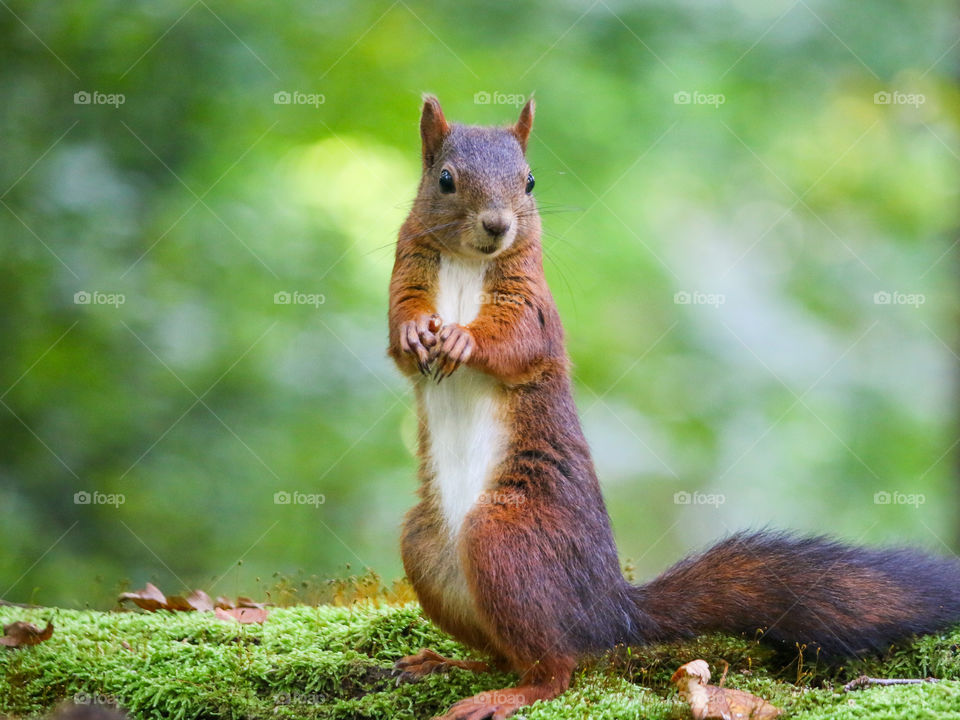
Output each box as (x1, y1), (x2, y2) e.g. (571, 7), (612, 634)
(215, 607), (269, 624)
(672, 659), (781, 720)
(0, 620), (54, 648)
(118, 583), (167, 611)
(185, 590), (214, 612)
(163, 595), (194, 612)
(119, 584), (266, 614)
(236, 596), (266, 609)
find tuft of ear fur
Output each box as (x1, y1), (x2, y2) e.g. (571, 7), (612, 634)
(420, 95), (450, 169)
(513, 98), (535, 152)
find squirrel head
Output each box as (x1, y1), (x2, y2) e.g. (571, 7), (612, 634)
(412, 95), (538, 260)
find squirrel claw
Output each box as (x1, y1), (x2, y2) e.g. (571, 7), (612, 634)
(393, 670), (417, 685)
(400, 316), (443, 375)
(431, 324), (475, 382)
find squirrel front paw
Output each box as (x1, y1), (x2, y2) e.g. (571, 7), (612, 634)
(430, 324), (476, 382)
(399, 314), (442, 375)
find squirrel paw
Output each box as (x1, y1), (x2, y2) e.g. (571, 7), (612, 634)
(393, 648), (489, 683)
(434, 687), (535, 720)
(430, 324), (476, 382)
(399, 314), (442, 375)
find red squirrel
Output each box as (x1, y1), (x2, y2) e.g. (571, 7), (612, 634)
(387, 96), (960, 720)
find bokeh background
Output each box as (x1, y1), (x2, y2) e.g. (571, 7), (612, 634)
(1, 0), (958, 608)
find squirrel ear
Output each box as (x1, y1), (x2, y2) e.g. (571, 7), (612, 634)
(420, 95), (450, 169)
(513, 98), (535, 152)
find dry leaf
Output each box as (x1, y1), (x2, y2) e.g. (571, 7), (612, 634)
(215, 607), (269, 624)
(672, 659), (781, 720)
(120, 584), (266, 615)
(118, 583), (167, 611)
(236, 596), (266, 609)
(0, 620), (54, 648)
(185, 590), (214, 612)
(163, 595), (194, 612)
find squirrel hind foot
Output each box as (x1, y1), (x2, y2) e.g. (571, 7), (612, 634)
(434, 655), (574, 719)
(433, 684), (559, 720)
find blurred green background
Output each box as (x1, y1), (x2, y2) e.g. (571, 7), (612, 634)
(1, 0), (958, 608)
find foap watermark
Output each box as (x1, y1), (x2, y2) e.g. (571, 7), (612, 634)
(471, 691), (524, 707)
(475, 291), (523, 307)
(273, 90), (325, 108)
(674, 490), (725, 508)
(274, 692), (327, 706)
(873, 291), (925, 308)
(74, 290), (125, 307)
(273, 490), (326, 507)
(74, 490), (125, 507)
(74, 90), (125, 108)
(874, 490), (925, 508)
(674, 90), (725, 108)
(476, 490), (526, 507)
(73, 692), (119, 707)
(674, 290), (725, 308)
(873, 91), (925, 108)
(274, 290), (325, 308)
(474, 91), (527, 107)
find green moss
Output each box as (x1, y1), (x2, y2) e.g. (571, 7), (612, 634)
(1, 605), (959, 719)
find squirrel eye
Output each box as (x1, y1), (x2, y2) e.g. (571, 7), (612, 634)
(439, 169), (455, 194)
(525, 172), (535, 194)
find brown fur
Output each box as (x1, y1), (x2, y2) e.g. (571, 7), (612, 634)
(389, 96), (603, 719)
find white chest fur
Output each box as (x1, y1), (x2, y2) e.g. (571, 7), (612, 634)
(434, 256), (486, 326)
(421, 257), (507, 538)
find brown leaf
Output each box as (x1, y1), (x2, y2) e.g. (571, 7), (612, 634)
(215, 607), (269, 624)
(703, 686), (781, 720)
(236, 596), (266, 609)
(672, 659), (781, 720)
(164, 595), (194, 612)
(0, 620), (54, 648)
(185, 589), (214, 612)
(118, 583), (167, 611)
(119, 584), (266, 615)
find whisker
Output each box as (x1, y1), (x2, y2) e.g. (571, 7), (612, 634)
(363, 241), (399, 258)
(543, 249), (579, 318)
(403, 219), (463, 242)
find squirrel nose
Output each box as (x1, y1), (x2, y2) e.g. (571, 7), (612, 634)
(480, 213), (512, 238)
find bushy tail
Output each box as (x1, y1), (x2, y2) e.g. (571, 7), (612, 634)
(630, 531), (960, 656)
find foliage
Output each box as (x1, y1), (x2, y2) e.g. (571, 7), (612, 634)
(0, 0), (958, 606)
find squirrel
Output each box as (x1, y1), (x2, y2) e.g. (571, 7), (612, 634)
(387, 96), (960, 720)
